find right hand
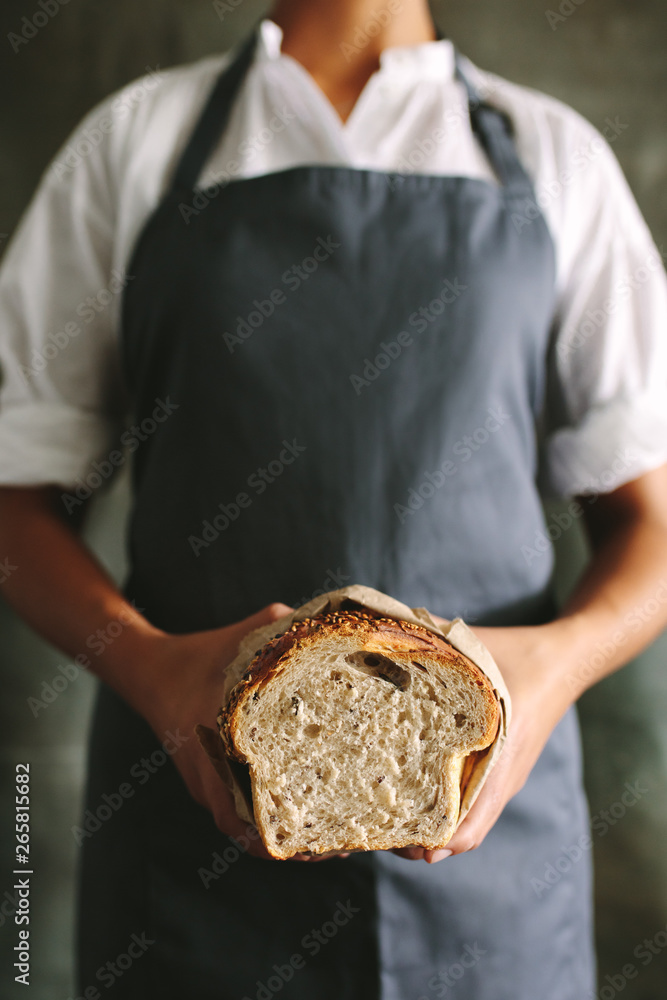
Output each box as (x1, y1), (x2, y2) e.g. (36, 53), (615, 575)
(136, 602), (347, 862)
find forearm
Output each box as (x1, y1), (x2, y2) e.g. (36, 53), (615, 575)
(0, 486), (167, 713)
(0, 485), (290, 851)
(559, 509), (667, 682)
(475, 466), (667, 712)
(442, 468), (667, 857)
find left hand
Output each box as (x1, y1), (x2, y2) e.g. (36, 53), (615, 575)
(393, 620), (576, 863)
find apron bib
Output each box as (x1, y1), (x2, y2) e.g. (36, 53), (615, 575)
(77, 28), (595, 999)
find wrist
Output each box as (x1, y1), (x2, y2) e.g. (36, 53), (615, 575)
(472, 620), (581, 720)
(92, 611), (175, 719)
(530, 613), (599, 708)
(101, 622), (232, 734)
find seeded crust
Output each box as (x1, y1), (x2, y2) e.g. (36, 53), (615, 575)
(218, 610), (500, 859)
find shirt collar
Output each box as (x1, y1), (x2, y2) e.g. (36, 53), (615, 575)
(257, 17), (456, 81)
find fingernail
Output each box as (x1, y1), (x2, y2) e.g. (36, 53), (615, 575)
(428, 849), (453, 863)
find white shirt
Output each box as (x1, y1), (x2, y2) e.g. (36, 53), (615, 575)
(1, 18), (666, 497)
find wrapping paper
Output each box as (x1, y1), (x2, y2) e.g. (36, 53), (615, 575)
(198, 585), (512, 835)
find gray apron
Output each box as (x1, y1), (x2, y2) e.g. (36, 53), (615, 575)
(77, 27), (596, 999)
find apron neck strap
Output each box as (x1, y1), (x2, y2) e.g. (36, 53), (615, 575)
(171, 27), (259, 191)
(454, 51), (533, 193)
(172, 22), (533, 197)
(436, 22), (533, 193)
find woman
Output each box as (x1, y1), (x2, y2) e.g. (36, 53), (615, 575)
(1, 0), (667, 997)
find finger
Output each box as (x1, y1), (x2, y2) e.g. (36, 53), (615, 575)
(391, 846), (425, 861)
(243, 602), (294, 632)
(223, 818), (274, 861)
(196, 764), (271, 859)
(220, 604), (293, 654)
(210, 815), (274, 860)
(445, 771), (507, 856)
(424, 848), (452, 864)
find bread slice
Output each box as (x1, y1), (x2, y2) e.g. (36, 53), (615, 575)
(218, 610), (499, 859)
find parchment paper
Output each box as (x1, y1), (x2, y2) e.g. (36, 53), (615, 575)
(197, 585), (512, 835)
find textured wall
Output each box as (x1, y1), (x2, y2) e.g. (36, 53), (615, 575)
(0, 1), (666, 997)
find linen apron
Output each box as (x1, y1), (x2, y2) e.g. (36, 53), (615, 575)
(77, 27), (596, 999)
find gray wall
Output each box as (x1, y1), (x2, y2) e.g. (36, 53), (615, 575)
(1, 1), (666, 997)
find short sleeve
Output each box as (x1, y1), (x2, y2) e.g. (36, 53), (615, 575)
(541, 116), (667, 498)
(0, 102), (128, 490)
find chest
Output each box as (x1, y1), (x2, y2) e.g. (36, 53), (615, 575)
(123, 167), (556, 418)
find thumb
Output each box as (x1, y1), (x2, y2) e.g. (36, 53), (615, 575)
(241, 602), (295, 633)
(220, 602), (295, 649)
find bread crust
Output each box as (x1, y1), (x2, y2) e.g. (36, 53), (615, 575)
(218, 610), (499, 764)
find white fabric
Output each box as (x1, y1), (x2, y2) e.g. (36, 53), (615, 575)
(1, 18), (666, 495)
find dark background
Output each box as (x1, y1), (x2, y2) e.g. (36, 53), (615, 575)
(0, 1), (666, 997)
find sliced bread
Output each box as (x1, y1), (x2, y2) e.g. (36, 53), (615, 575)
(218, 609), (500, 859)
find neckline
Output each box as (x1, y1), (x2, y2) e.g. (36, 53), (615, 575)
(257, 17), (457, 131)
(171, 26), (533, 198)
(258, 17), (456, 76)
(277, 51), (379, 136)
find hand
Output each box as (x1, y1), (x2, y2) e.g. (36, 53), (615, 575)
(135, 602), (346, 861)
(393, 620), (576, 863)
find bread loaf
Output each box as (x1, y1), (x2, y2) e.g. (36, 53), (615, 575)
(218, 608), (500, 859)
